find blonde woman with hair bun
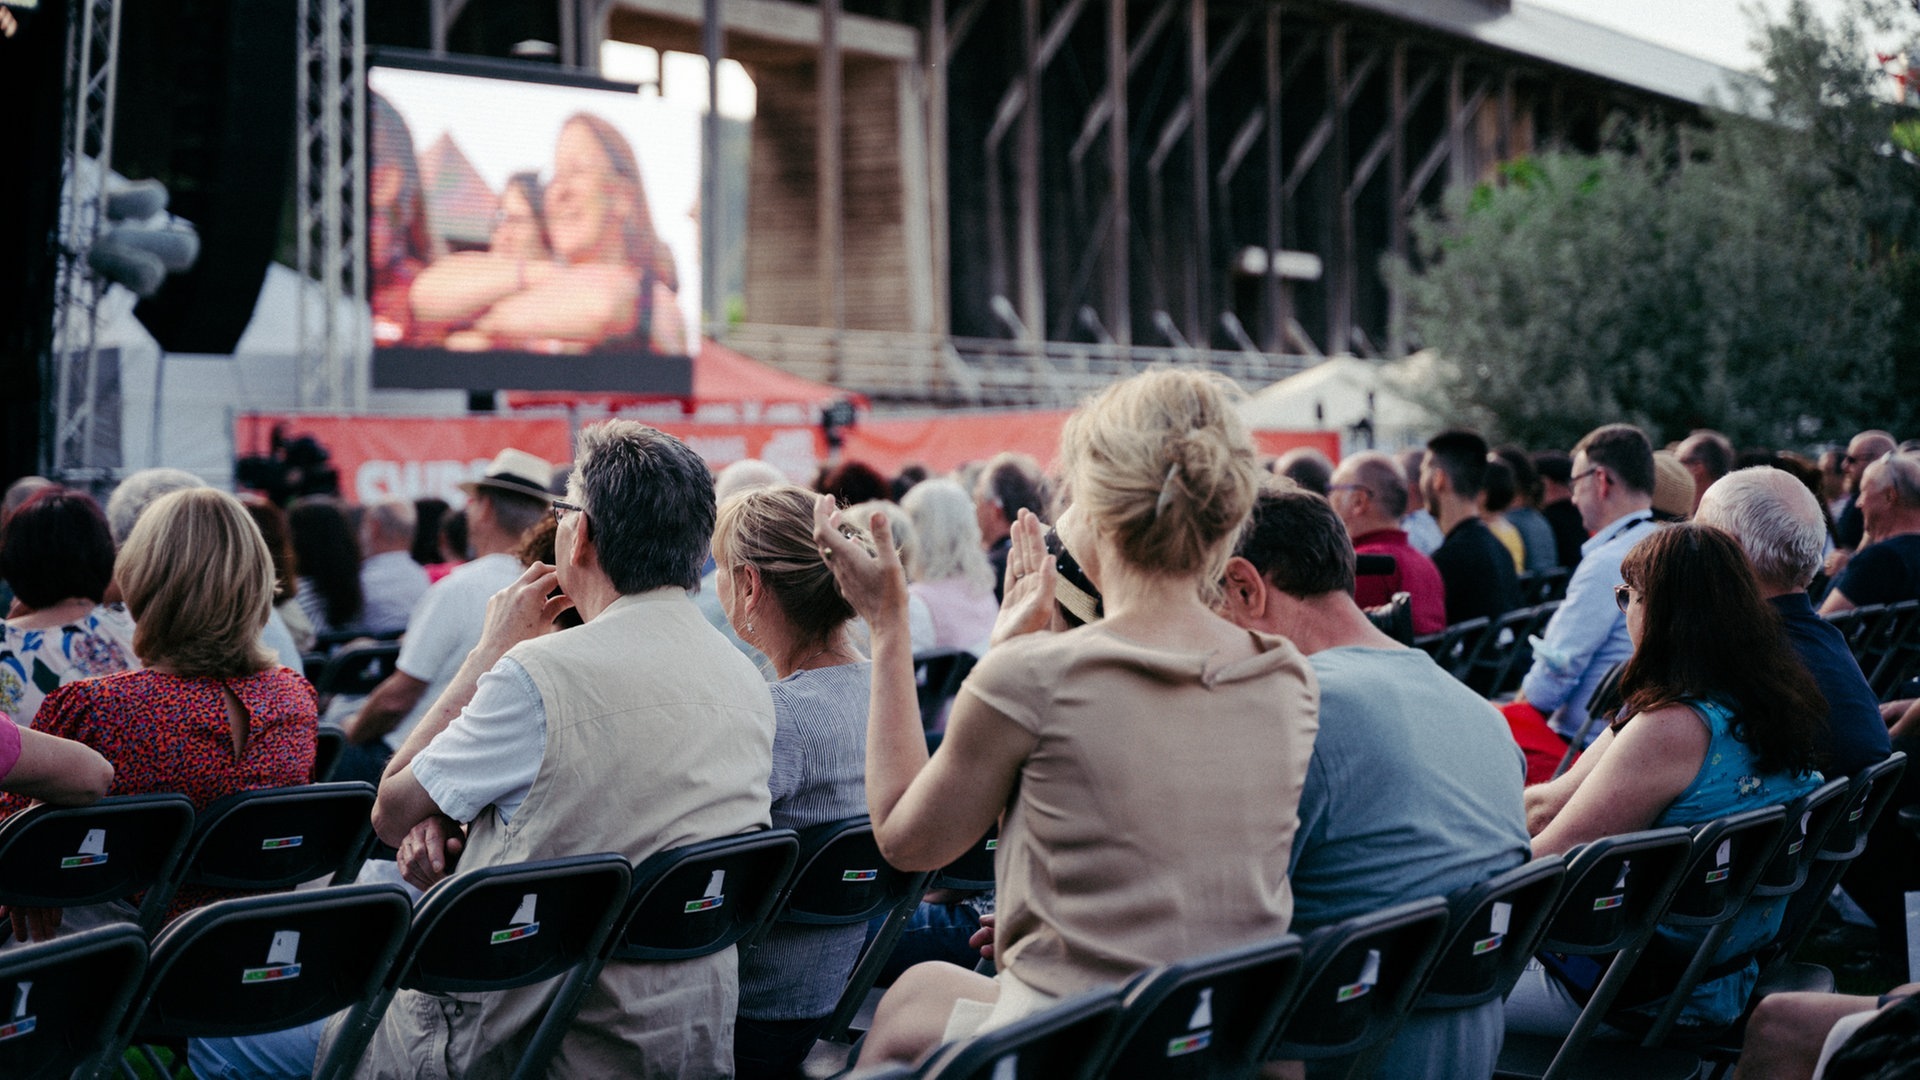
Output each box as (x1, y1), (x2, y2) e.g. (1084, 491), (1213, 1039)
(0, 487), (317, 940)
(815, 368), (1320, 1068)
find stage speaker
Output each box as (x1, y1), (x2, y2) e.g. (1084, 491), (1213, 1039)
(116, 0), (297, 355)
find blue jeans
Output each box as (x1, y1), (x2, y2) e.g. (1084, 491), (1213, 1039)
(870, 901), (983, 988)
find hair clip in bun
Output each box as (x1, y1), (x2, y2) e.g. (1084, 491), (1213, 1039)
(1154, 463), (1180, 519)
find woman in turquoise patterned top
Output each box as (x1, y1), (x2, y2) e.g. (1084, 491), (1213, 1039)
(1516, 523), (1827, 1033)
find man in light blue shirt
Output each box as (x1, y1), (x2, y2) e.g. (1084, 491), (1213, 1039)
(1514, 424), (1658, 746)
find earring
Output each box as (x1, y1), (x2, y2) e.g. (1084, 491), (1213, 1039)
(746, 621), (754, 635)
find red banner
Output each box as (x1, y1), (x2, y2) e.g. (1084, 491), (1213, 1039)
(237, 412), (1341, 507)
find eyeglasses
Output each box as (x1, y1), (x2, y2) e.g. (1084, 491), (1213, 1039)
(1570, 467), (1602, 487)
(549, 499), (586, 522)
(1613, 583), (1637, 614)
(1328, 483), (1371, 497)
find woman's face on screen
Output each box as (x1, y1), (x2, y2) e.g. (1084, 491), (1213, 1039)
(547, 123), (626, 263)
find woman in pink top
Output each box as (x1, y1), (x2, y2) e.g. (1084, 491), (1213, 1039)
(817, 369), (1319, 1068)
(900, 478), (999, 653)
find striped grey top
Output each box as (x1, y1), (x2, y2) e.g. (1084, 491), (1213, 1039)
(739, 660), (872, 1020)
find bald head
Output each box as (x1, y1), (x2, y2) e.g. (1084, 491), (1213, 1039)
(1695, 466), (1826, 594)
(1845, 430), (1898, 493)
(715, 459), (787, 504)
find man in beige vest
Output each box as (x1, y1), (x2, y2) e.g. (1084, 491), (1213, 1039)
(355, 420), (776, 1078)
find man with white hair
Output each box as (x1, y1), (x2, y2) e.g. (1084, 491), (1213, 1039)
(1697, 468), (1889, 779)
(356, 499), (428, 636)
(1820, 450), (1920, 615)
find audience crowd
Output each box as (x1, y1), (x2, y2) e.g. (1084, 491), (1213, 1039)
(2, 394), (1918, 1080)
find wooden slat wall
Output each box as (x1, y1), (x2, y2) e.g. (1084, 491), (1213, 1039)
(743, 56), (914, 332)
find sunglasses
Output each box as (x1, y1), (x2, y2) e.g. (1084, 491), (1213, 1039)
(1613, 583), (1637, 614)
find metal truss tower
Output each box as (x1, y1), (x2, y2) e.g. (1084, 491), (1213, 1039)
(47, 0), (123, 482)
(296, 0), (368, 410)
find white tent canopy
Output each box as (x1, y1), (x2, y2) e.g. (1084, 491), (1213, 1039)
(1239, 353), (1443, 456)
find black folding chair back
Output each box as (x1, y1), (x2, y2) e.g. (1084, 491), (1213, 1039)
(1419, 856), (1566, 1010)
(612, 829), (799, 961)
(1362, 591), (1416, 646)
(1415, 616), (1490, 680)
(103, 884), (411, 1078)
(776, 817), (933, 1044)
(931, 826), (998, 892)
(1774, 752), (1908, 962)
(0, 792), (195, 936)
(313, 641), (402, 700)
(1266, 896), (1451, 1069)
(1754, 778), (1851, 898)
(1493, 827), (1694, 1080)
(315, 852), (632, 1080)
(1094, 934), (1305, 1080)
(0, 924), (147, 1080)
(1826, 604), (1889, 670)
(776, 816), (922, 928)
(172, 782), (377, 895)
(1623, 807), (1789, 1045)
(1464, 603), (1560, 697)
(917, 985), (1127, 1080)
(915, 649), (979, 731)
(312, 728), (347, 783)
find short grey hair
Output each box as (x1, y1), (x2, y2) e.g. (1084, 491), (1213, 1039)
(1334, 451), (1409, 519)
(106, 468), (208, 546)
(571, 420), (715, 594)
(1695, 466), (1825, 591)
(1865, 451), (1920, 509)
(364, 499), (417, 543)
(714, 459), (787, 504)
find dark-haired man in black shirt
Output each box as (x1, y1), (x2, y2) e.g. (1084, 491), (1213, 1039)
(1422, 429), (1522, 625)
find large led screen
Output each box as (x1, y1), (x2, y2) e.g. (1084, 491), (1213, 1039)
(368, 60), (699, 393)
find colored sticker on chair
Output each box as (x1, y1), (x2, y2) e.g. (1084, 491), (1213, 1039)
(1592, 894), (1624, 911)
(1472, 934), (1504, 955)
(1335, 981), (1372, 1002)
(1337, 949), (1381, 1001)
(492, 894), (541, 944)
(61, 828), (108, 869)
(1166, 1031), (1212, 1057)
(0, 982), (35, 1042)
(244, 930), (304, 984)
(260, 836), (304, 850)
(686, 869), (726, 914)
(684, 896), (725, 914)
(1703, 868), (1731, 884)
(1849, 806), (1865, 822)
(842, 869), (880, 882)
(984, 839), (998, 851)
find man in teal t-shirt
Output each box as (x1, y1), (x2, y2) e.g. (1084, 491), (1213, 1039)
(1222, 484), (1533, 1080)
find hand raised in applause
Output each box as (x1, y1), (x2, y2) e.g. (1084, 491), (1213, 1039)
(989, 509), (1057, 647)
(812, 494), (909, 632)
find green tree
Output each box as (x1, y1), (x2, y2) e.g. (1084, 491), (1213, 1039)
(1394, 0), (1919, 450)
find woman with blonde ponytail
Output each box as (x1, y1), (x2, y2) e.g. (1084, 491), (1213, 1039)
(815, 368), (1319, 1068)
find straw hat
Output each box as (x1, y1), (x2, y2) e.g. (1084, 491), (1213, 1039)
(1652, 450), (1696, 520)
(460, 448), (556, 502)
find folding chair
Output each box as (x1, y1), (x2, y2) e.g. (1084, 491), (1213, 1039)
(1418, 856), (1567, 1010)
(1549, 663), (1626, 780)
(314, 853), (633, 1080)
(1863, 599), (1920, 699)
(1616, 806), (1791, 1047)
(1825, 604), (1890, 672)
(915, 650), (979, 732)
(930, 826), (998, 893)
(913, 984), (1127, 1080)
(520, 830), (800, 1072)
(0, 924), (147, 1080)
(311, 641), (402, 711)
(1464, 602), (1562, 697)
(1264, 896), (1452, 1078)
(767, 817), (931, 1045)
(100, 883), (412, 1080)
(0, 792), (196, 939)
(1361, 591), (1416, 646)
(1769, 752), (1909, 982)
(1493, 827), (1696, 1080)
(312, 728), (347, 783)
(165, 782), (378, 902)
(1091, 933), (1305, 1080)
(1416, 616), (1491, 681)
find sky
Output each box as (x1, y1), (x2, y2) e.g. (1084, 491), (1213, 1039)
(1524, 0), (1878, 71)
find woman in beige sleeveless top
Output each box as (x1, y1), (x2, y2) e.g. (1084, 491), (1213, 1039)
(815, 368), (1320, 1069)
